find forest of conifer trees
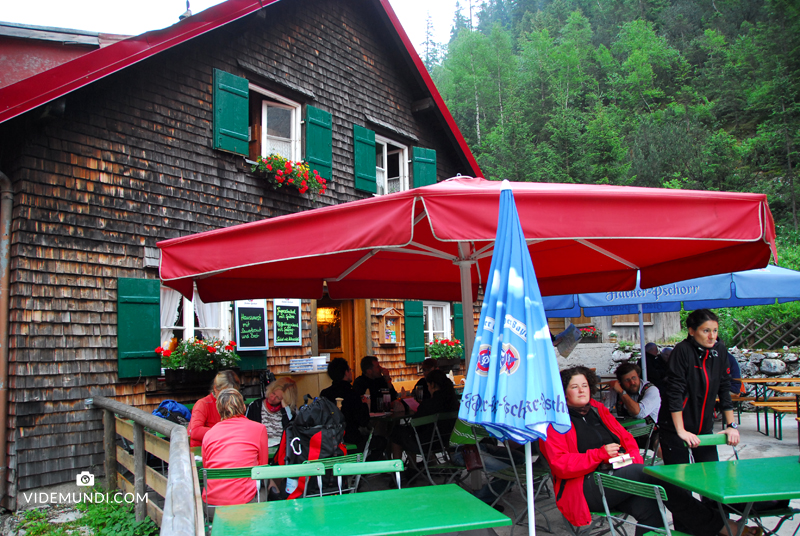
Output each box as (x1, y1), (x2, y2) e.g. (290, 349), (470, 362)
(426, 0), (799, 232)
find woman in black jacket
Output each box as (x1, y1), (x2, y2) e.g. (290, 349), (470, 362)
(658, 309), (739, 465)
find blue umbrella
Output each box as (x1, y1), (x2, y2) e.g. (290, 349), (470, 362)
(543, 265), (800, 379)
(460, 181), (571, 536)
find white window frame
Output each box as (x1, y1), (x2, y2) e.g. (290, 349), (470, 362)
(249, 84), (301, 160)
(161, 288), (232, 342)
(422, 300), (451, 342)
(375, 134), (408, 195)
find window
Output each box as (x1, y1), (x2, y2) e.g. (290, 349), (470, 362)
(354, 123), (436, 194)
(160, 287), (232, 343)
(613, 313), (653, 326)
(375, 135), (408, 195)
(422, 301), (451, 342)
(249, 85), (301, 160)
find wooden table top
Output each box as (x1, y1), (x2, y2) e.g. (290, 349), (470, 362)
(768, 386), (800, 393)
(740, 377), (799, 384)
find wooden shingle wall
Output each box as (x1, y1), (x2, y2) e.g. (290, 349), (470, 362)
(0, 0), (471, 504)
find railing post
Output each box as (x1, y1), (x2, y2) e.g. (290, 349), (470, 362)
(133, 422), (146, 522)
(103, 409), (117, 491)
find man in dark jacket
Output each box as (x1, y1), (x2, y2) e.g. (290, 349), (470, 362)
(352, 355), (397, 412)
(320, 358), (385, 459)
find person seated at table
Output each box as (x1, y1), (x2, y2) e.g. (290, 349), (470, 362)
(246, 377), (297, 449)
(539, 366), (759, 536)
(659, 309), (738, 465)
(353, 355), (397, 412)
(320, 358), (387, 459)
(202, 388), (269, 517)
(188, 370), (240, 448)
(603, 363), (660, 449)
(411, 358), (440, 400)
(390, 369), (459, 468)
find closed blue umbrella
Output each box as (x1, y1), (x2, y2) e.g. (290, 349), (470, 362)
(460, 181), (571, 536)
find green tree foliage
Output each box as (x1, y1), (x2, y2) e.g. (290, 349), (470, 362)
(431, 0), (800, 230)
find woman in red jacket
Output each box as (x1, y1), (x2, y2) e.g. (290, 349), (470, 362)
(540, 366), (756, 536)
(188, 370), (240, 447)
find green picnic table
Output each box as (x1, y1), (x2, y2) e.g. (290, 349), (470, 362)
(211, 484), (512, 536)
(644, 457), (800, 536)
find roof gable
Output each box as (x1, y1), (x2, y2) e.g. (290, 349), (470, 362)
(0, 0), (480, 176)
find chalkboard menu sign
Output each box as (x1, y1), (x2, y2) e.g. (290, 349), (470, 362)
(273, 299), (302, 347)
(234, 299), (268, 351)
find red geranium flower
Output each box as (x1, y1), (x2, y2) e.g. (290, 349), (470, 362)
(162, 350), (172, 357)
(266, 164), (272, 171)
(155, 347), (163, 354)
(230, 341), (236, 346)
(207, 346), (217, 353)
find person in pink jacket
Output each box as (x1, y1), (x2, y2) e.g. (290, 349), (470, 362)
(202, 388), (269, 517)
(188, 370), (239, 447)
(540, 366), (757, 536)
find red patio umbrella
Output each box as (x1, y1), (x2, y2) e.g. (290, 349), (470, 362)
(158, 176), (777, 360)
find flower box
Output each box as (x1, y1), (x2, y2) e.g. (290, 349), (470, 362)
(251, 154), (327, 196)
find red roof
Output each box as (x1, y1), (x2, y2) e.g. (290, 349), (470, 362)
(0, 0), (481, 176)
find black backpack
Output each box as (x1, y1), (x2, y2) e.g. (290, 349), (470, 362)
(276, 396), (346, 498)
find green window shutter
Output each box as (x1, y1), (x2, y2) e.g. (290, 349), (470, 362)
(412, 147), (437, 187)
(404, 300), (425, 364)
(117, 278), (161, 379)
(453, 303), (465, 359)
(353, 124), (377, 193)
(304, 105), (333, 181)
(213, 69), (249, 155)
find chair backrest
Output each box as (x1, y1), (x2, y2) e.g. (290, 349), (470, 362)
(333, 460), (404, 493)
(308, 452), (362, 470)
(627, 423), (655, 439)
(249, 462), (326, 500)
(449, 419), (478, 446)
(684, 434), (739, 462)
(251, 462), (325, 480)
(593, 472), (672, 536)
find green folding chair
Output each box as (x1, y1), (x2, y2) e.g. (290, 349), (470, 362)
(683, 433), (738, 463)
(250, 462), (326, 500)
(303, 452), (363, 494)
(332, 459), (404, 494)
(201, 464), (269, 523)
(471, 426), (553, 535)
(628, 423), (660, 465)
(594, 472), (690, 536)
(406, 413), (440, 486)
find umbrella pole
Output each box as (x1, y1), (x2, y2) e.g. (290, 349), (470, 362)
(638, 304), (647, 382)
(525, 442), (536, 536)
(457, 257), (475, 369)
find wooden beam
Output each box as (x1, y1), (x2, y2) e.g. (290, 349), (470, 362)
(144, 433), (171, 463)
(145, 465), (168, 498)
(133, 423), (146, 522)
(411, 97), (435, 113)
(104, 410), (117, 490)
(116, 418), (134, 442)
(117, 446), (134, 474)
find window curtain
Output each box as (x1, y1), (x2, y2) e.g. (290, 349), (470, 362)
(194, 291), (221, 340)
(160, 287), (182, 342)
(431, 306), (444, 338)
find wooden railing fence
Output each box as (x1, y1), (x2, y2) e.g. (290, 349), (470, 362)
(86, 395), (202, 536)
(731, 318), (800, 349)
